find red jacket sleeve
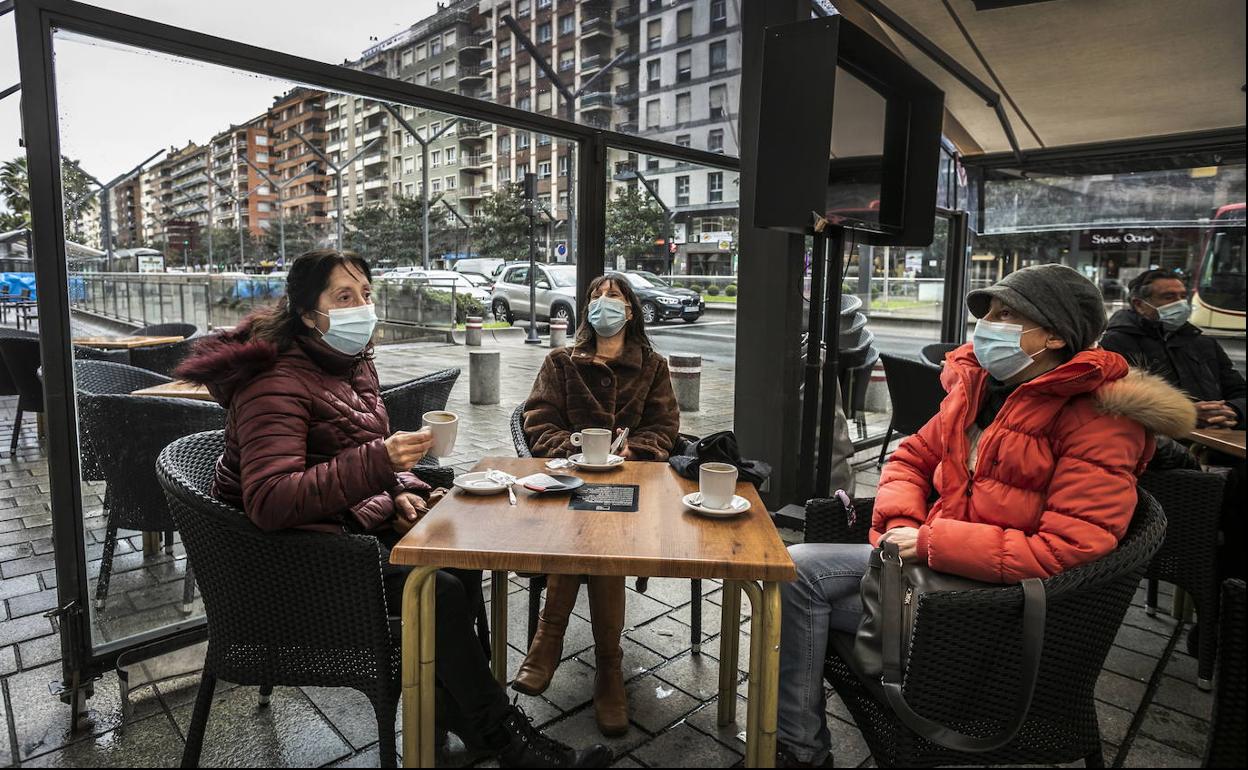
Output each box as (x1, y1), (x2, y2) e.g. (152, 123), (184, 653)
(921, 408), (1144, 582)
(871, 412), (943, 545)
(233, 372), (397, 532)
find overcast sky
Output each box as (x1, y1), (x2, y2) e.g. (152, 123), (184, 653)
(1, 0), (443, 208)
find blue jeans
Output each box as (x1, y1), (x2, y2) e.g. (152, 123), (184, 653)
(778, 542), (872, 764)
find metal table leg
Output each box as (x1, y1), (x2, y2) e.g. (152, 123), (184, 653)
(717, 580), (742, 727)
(491, 570), (509, 685)
(401, 566), (439, 768)
(739, 581), (781, 768)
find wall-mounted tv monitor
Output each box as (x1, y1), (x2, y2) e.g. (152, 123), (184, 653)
(753, 16), (944, 246)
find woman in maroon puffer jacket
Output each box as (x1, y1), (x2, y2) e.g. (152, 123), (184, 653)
(177, 250), (610, 769)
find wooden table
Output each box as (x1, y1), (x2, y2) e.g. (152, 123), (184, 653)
(391, 457), (796, 768)
(72, 335), (184, 349)
(130, 380), (214, 401)
(1186, 428), (1246, 459)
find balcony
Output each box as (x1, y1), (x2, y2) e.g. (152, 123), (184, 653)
(617, 120), (639, 134)
(580, 53), (606, 71)
(458, 31), (491, 53)
(615, 3), (640, 27)
(480, 58), (495, 72)
(459, 64), (487, 84)
(581, 14), (612, 38)
(458, 121), (487, 140)
(361, 126), (385, 143)
(363, 177), (388, 191)
(614, 44), (639, 67)
(362, 152), (386, 167)
(614, 83), (639, 106)
(458, 186), (484, 200)
(461, 153), (493, 172)
(580, 91), (614, 110)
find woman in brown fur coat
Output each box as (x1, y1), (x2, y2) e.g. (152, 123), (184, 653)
(514, 274), (680, 736)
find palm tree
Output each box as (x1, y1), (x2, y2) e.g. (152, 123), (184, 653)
(0, 157), (30, 228)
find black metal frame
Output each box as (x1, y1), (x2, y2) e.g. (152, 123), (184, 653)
(16, 0), (738, 690)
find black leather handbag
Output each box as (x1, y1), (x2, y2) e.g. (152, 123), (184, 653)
(851, 539), (1048, 752)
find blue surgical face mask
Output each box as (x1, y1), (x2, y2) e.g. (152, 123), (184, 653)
(1144, 299), (1191, 333)
(588, 296), (628, 338)
(973, 319), (1044, 381)
(316, 303), (377, 356)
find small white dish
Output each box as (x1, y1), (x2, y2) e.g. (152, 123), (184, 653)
(452, 472), (509, 495)
(682, 492), (751, 518)
(568, 453), (626, 471)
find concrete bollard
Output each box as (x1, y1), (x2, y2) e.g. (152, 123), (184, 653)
(470, 350), (500, 405)
(549, 319), (568, 348)
(465, 315), (483, 347)
(864, 359), (889, 413)
(668, 353), (701, 412)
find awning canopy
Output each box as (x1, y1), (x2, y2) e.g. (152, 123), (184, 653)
(830, 0), (1246, 168)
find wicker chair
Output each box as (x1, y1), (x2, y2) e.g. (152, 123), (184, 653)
(509, 403), (705, 651)
(129, 337), (199, 378)
(157, 430), (401, 768)
(804, 492), (1166, 768)
(0, 336), (45, 456)
(920, 342), (959, 368)
(73, 345), (130, 364)
(136, 322), (199, 339)
(78, 393), (225, 612)
(876, 353), (946, 466)
(74, 361), (172, 483)
(1205, 578), (1246, 768)
(1138, 469), (1226, 689)
(380, 367), (461, 489)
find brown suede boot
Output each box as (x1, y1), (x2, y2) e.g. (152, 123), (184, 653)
(587, 575), (629, 737)
(512, 574), (580, 696)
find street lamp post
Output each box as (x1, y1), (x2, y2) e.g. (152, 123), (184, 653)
(614, 166), (678, 274)
(501, 14), (630, 266)
(382, 104), (458, 269)
(438, 197), (472, 263)
(244, 156), (316, 264)
(290, 127), (380, 250)
(523, 172), (540, 345)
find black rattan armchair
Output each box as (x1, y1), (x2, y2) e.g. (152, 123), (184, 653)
(78, 393), (225, 612)
(136, 322), (199, 339)
(74, 360), (173, 482)
(877, 353), (946, 466)
(920, 342), (959, 368)
(1138, 468), (1226, 690)
(804, 491), (1166, 768)
(73, 345), (130, 364)
(157, 430), (400, 768)
(129, 337), (198, 378)
(1205, 578), (1245, 768)
(0, 336), (45, 456)
(509, 402), (705, 651)
(380, 367), (461, 489)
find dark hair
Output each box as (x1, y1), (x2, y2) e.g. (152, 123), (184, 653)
(1128, 269), (1183, 303)
(572, 273), (652, 350)
(249, 249), (372, 348)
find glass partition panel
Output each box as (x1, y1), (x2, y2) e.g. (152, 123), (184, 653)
(606, 145), (740, 436)
(49, 27), (577, 652)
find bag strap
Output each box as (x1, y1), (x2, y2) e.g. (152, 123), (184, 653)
(878, 541), (1047, 753)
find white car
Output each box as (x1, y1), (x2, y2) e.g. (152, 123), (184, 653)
(422, 270), (492, 303)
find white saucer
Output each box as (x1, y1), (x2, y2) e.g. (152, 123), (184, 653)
(568, 453), (626, 471)
(452, 472), (509, 495)
(682, 492), (751, 518)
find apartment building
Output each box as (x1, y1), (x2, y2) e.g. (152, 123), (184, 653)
(269, 87), (331, 227)
(207, 114), (278, 237)
(110, 175), (144, 249)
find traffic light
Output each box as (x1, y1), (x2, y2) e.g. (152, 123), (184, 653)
(522, 172), (536, 202)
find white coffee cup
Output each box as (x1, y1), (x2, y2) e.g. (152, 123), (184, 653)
(570, 428), (612, 464)
(421, 410), (459, 459)
(699, 462), (739, 509)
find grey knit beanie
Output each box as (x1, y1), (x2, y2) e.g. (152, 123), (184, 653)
(967, 264), (1106, 352)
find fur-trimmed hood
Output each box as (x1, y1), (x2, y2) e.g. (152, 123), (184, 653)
(1094, 367), (1197, 438)
(174, 317), (281, 407)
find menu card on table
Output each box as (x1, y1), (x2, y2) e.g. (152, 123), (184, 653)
(569, 484), (640, 513)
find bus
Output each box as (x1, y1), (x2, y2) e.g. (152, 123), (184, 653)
(1191, 203), (1246, 336)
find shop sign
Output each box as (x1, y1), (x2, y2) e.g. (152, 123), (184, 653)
(1080, 230), (1159, 250)
(698, 230), (734, 244)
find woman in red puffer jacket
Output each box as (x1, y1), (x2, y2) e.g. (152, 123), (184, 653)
(176, 250), (611, 769)
(773, 265), (1197, 768)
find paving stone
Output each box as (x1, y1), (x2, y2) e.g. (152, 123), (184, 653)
(1121, 604), (1183, 637)
(0, 642), (17, 675)
(1103, 644), (1163, 683)
(622, 673), (702, 734)
(1, 552), (57, 580)
(0, 572), (43, 600)
(1095, 670), (1148, 712)
(1121, 734), (1201, 768)
(0, 674), (10, 761)
(0, 612), (52, 647)
(169, 685), (352, 767)
(652, 650), (735, 702)
(1113, 623), (1172, 658)
(626, 615), (704, 660)
(1138, 704), (1211, 757)
(631, 721), (741, 768)
(1152, 675), (1214, 721)
(535, 657), (597, 713)
(18, 632), (62, 669)
(542, 702), (650, 758)
(21, 714), (184, 768)
(1095, 700), (1134, 747)
(0, 542), (33, 561)
(7, 587), (59, 619)
(1164, 649), (1200, 684)
(301, 685), (399, 751)
(576, 637), (666, 683)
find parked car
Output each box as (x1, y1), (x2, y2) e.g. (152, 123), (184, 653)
(612, 270), (704, 324)
(453, 258), (505, 280)
(491, 263), (579, 327)
(421, 270), (492, 303)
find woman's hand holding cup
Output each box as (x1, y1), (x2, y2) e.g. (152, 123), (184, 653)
(385, 428), (434, 471)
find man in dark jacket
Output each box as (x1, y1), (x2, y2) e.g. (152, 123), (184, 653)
(1102, 269), (1245, 429)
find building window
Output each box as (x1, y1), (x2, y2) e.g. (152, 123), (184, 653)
(404, 157), (415, 175)
(677, 50), (692, 82)
(518, 95), (532, 111)
(538, 0), (551, 8)
(499, 135), (511, 155)
(430, 37), (443, 56)
(517, 0), (530, 17)
(517, 63), (531, 84)
(558, 191), (569, 209)
(416, 44), (427, 61)
(646, 155), (660, 171)
(499, 42), (511, 60)
(498, 165), (511, 181)
(711, 0), (727, 30)
(709, 85), (728, 119)
(431, 121), (441, 135)
(431, 179), (442, 193)
(445, 175), (457, 190)
(558, 155), (569, 176)
(676, 92), (691, 123)
(537, 91), (553, 112)
(538, 161), (552, 179)
(645, 98), (660, 129)
(446, 147), (457, 163)
(516, 132), (531, 149)
(429, 65), (442, 83)
(708, 128), (724, 153)
(401, 48), (414, 67)
(710, 41), (727, 73)
(431, 150), (442, 167)
(559, 13), (574, 35)
(647, 19), (662, 49)
(676, 176), (690, 206)
(648, 0), (662, 9)
(537, 22), (552, 43)
(708, 172), (723, 203)
(444, 30), (456, 47)
(646, 59), (661, 90)
(255, 135), (268, 145)
(498, 70), (512, 89)
(676, 134), (691, 147)
(443, 59), (456, 78)
(405, 183), (415, 196)
(559, 49), (575, 71)
(415, 70), (427, 85)
(537, 133), (551, 146)
(677, 8), (693, 40)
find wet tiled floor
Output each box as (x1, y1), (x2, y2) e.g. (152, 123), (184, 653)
(0, 336), (1214, 767)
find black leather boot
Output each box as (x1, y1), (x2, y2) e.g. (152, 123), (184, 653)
(488, 704), (613, 768)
